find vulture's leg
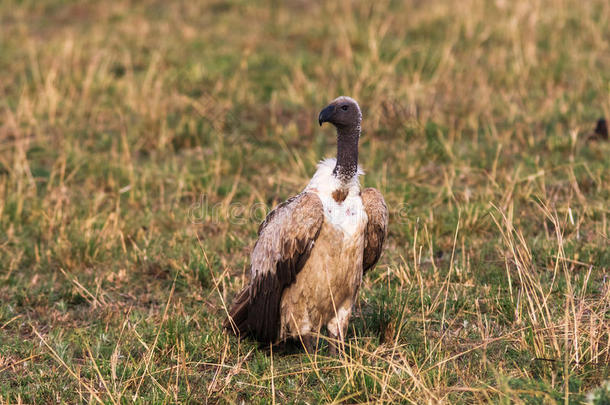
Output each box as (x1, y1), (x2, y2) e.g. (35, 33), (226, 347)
(327, 304), (352, 356)
(327, 331), (341, 356)
(301, 334), (316, 353)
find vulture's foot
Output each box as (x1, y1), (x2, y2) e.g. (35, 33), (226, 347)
(301, 334), (316, 354)
(328, 333), (344, 357)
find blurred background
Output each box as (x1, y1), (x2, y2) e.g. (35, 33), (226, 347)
(1, 0), (609, 403)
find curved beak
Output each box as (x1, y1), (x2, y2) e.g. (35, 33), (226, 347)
(318, 105), (335, 126)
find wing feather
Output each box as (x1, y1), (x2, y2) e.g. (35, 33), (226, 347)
(225, 192), (324, 343)
(361, 188), (388, 274)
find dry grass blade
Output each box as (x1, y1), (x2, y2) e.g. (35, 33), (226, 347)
(32, 327), (105, 404)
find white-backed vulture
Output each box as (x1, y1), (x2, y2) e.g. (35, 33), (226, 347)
(224, 97), (388, 353)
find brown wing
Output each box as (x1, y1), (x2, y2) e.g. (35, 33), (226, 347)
(224, 192), (324, 343)
(361, 188), (388, 275)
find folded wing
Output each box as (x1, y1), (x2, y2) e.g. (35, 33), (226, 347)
(361, 188), (389, 274)
(224, 192), (324, 343)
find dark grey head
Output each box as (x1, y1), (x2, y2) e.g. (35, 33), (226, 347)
(318, 96), (362, 182)
(318, 96), (362, 130)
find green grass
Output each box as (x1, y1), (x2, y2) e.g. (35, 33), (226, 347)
(1, 0), (609, 403)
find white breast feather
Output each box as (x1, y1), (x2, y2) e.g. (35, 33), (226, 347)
(304, 158), (367, 237)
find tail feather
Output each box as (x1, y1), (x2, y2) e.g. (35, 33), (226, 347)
(223, 287), (250, 337)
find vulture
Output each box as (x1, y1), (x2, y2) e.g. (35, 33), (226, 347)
(223, 96), (388, 353)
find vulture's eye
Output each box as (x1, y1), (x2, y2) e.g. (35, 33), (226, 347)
(341, 105), (349, 111)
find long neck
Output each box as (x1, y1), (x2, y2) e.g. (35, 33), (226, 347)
(333, 123), (360, 182)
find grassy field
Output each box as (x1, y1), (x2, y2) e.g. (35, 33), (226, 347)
(1, 0), (609, 403)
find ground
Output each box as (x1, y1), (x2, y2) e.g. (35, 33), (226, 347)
(0, 0), (609, 403)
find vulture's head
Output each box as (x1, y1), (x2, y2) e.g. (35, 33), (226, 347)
(318, 96), (362, 129)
